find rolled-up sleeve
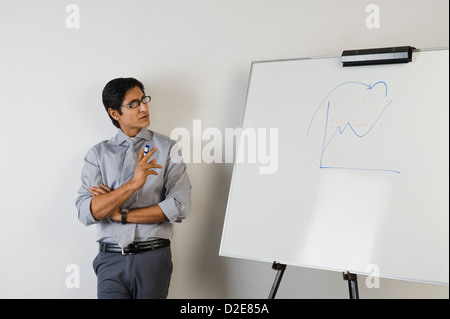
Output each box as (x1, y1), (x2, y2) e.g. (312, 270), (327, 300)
(75, 147), (101, 226)
(158, 142), (191, 224)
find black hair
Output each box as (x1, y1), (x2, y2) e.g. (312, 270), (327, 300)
(102, 77), (145, 128)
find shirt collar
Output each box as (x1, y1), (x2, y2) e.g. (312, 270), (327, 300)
(112, 128), (153, 146)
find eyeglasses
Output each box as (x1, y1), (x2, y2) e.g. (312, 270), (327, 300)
(121, 95), (151, 109)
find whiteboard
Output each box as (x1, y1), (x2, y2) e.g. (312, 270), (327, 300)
(219, 49), (449, 285)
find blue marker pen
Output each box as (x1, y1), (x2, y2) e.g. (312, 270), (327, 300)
(143, 144), (150, 156)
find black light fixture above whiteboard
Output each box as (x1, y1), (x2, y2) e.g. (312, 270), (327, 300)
(341, 46), (415, 66)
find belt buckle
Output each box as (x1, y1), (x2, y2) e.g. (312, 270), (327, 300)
(121, 242), (135, 255)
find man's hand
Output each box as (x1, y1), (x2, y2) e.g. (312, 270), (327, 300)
(88, 146), (162, 222)
(89, 183), (112, 196)
(89, 184), (121, 221)
(130, 147), (163, 190)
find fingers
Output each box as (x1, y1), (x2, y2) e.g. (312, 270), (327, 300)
(146, 170), (159, 176)
(89, 187), (104, 196)
(142, 150), (163, 170)
(146, 159), (163, 170)
(89, 184), (111, 196)
(138, 147), (145, 161)
(142, 160), (162, 176)
(139, 147), (163, 171)
(99, 184), (111, 192)
(143, 162), (162, 177)
(132, 147), (163, 186)
(142, 147), (158, 160)
(146, 146), (158, 157)
(138, 146), (156, 161)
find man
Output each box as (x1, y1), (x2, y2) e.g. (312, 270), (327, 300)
(76, 77), (191, 299)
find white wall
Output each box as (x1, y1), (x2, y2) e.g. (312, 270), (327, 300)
(0, 0), (448, 298)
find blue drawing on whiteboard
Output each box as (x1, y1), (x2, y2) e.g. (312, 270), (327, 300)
(307, 81), (400, 173)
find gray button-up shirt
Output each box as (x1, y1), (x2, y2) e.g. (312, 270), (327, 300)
(76, 128), (191, 243)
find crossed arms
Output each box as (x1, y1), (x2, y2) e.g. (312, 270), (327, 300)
(88, 147), (167, 224)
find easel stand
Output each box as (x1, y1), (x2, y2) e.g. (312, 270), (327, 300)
(268, 264), (360, 299)
(268, 262), (286, 299)
(343, 272), (359, 299)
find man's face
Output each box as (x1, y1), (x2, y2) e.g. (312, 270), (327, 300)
(109, 86), (150, 137)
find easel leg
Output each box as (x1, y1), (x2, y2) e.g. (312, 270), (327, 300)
(343, 272), (359, 299)
(268, 262), (287, 299)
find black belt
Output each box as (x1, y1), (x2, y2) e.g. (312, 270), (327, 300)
(99, 239), (170, 255)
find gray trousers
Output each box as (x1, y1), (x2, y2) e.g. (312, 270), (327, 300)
(92, 246), (173, 299)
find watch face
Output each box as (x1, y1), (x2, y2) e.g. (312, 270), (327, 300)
(121, 210), (128, 224)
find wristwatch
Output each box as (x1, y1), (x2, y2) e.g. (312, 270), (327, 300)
(120, 208), (129, 224)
